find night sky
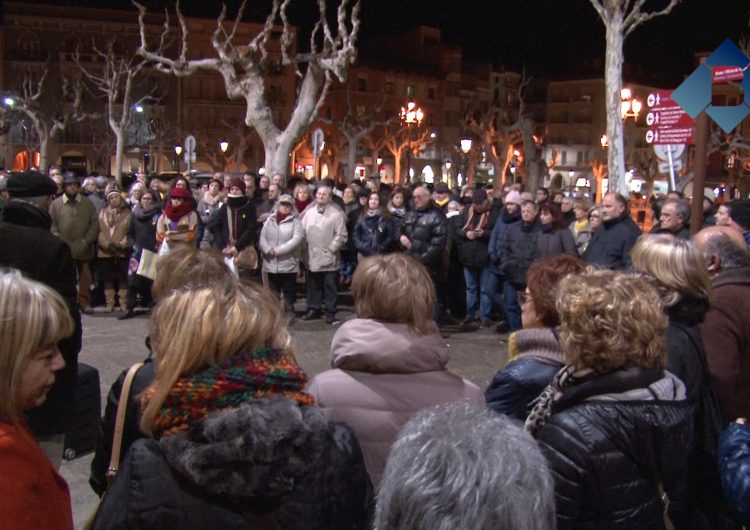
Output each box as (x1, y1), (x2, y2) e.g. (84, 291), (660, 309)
(27, 0), (750, 87)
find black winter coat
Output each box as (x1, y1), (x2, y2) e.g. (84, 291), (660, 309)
(536, 369), (693, 530)
(127, 205), (160, 254)
(536, 226), (578, 259)
(89, 354), (154, 496)
(91, 398), (373, 530)
(583, 212), (641, 270)
(0, 200), (82, 436)
(454, 206), (499, 268)
(484, 328), (564, 422)
(210, 200), (257, 252)
(665, 299), (738, 529)
(400, 203), (447, 268)
(352, 213), (396, 257)
(499, 220), (540, 288)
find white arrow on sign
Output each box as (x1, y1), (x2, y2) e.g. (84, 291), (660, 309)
(653, 144), (685, 161)
(311, 128), (324, 157)
(658, 160), (683, 174)
(184, 135), (196, 154)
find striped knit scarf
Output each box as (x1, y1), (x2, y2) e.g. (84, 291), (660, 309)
(142, 347), (314, 437)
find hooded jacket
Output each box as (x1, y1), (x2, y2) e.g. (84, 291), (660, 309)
(307, 319), (483, 487)
(536, 369), (693, 530)
(90, 397), (372, 530)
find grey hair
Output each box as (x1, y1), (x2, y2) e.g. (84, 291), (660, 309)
(700, 231), (750, 270)
(374, 402), (555, 530)
(663, 198), (691, 223)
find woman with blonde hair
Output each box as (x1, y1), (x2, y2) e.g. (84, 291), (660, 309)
(308, 253), (483, 488)
(0, 270), (75, 530)
(91, 278), (371, 529)
(631, 234), (736, 529)
(527, 269), (692, 529)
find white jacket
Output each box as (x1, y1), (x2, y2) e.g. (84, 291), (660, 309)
(300, 203), (347, 272)
(259, 213), (304, 274)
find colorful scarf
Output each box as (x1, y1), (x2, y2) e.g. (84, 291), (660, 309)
(141, 347), (314, 437)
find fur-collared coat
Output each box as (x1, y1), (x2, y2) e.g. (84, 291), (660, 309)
(90, 397), (372, 530)
(97, 206), (132, 259)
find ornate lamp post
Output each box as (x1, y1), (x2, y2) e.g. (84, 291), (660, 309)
(174, 144), (182, 173)
(219, 140), (229, 172)
(460, 137), (472, 187)
(399, 99), (424, 184)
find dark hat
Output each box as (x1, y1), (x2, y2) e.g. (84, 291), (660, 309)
(434, 182), (450, 194)
(227, 178), (246, 196)
(169, 187), (192, 200)
(472, 188), (488, 204)
(730, 199), (750, 230)
(6, 171), (57, 198)
(62, 172), (79, 185)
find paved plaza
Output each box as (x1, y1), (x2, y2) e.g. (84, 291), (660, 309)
(61, 297), (509, 529)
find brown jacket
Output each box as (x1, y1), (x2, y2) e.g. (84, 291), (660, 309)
(97, 206), (132, 259)
(700, 267), (750, 423)
(307, 318), (483, 487)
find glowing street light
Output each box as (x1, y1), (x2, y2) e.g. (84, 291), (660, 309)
(620, 88), (642, 121)
(219, 140), (229, 153)
(174, 145), (182, 172)
(399, 99), (425, 183)
(3, 96), (15, 107)
(600, 134), (609, 149)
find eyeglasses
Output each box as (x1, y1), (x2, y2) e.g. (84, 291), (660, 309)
(517, 291), (532, 306)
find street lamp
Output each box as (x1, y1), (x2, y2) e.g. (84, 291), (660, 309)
(620, 88), (642, 120)
(174, 145), (182, 172)
(3, 96), (14, 107)
(600, 134), (609, 149)
(219, 140), (229, 172)
(399, 98), (425, 183)
(459, 137), (472, 186)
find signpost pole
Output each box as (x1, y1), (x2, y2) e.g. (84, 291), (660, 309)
(691, 112), (709, 236)
(666, 146), (677, 192)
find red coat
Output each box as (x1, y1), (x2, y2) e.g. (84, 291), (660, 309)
(0, 422), (73, 530)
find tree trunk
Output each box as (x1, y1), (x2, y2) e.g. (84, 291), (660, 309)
(38, 134), (49, 173)
(114, 129), (125, 184)
(604, 18), (628, 197)
(346, 138), (357, 182)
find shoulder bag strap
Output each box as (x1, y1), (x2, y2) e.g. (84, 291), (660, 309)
(105, 362), (144, 489)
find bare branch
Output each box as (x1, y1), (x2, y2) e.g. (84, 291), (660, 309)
(623, 0), (681, 36)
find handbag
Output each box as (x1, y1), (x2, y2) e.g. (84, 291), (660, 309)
(227, 206), (258, 270)
(136, 249), (158, 280)
(81, 362), (144, 530)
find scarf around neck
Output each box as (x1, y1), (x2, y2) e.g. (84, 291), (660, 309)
(462, 205), (489, 232)
(141, 347), (314, 438)
(164, 199), (193, 222)
(525, 364), (593, 437)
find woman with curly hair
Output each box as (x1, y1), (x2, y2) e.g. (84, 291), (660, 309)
(527, 269), (692, 530)
(631, 234), (738, 529)
(90, 277), (372, 529)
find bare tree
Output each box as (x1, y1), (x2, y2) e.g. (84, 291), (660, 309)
(89, 116), (117, 174)
(319, 89), (397, 182)
(197, 119), (256, 173)
(465, 107), (520, 190)
(75, 38), (153, 183)
(378, 121), (432, 184)
(135, 0), (360, 178)
(509, 75), (546, 193)
(588, 0), (681, 195)
(0, 66), (93, 171)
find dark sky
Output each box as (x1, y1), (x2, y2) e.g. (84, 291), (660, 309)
(30, 0), (750, 86)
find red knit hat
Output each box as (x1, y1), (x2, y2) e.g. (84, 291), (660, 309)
(169, 187), (191, 200)
(228, 178), (246, 196)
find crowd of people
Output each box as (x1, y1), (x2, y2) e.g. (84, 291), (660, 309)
(1, 165), (750, 529)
